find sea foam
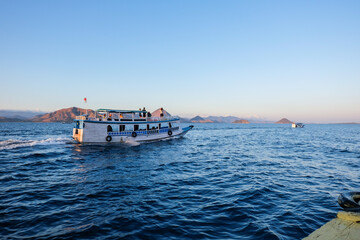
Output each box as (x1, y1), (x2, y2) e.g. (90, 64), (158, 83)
(0, 138), (69, 150)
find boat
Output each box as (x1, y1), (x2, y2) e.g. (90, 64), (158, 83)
(72, 108), (194, 143)
(292, 123), (304, 128)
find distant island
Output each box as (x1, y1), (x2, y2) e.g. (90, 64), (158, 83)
(189, 116), (214, 123)
(32, 107), (95, 123)
(275, 118), (294, 124)
(233, 119), (249, 124)
(0, 107), (94, 123)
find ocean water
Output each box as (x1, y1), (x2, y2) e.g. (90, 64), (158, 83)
(0, 122), (360, 239)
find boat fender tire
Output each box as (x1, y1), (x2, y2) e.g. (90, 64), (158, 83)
(106, 136), (112, 142)
(168, 130), (172, 136)
(132, 132), (137, 138)
(338, 192), (360, 212)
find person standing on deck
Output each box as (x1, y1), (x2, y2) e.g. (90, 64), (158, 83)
(160, 108), (164, 118)
(142, 107), (146, 118)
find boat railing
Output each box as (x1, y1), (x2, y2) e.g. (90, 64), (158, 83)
(75, 116), (87, 120)
(82, 115), (179, 122)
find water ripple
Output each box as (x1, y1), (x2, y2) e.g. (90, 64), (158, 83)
(0, 123), (360, 239)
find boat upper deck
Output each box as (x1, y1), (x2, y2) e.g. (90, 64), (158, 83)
(75, 108), (179, 123)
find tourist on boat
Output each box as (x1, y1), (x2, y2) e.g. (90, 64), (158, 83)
(160, 108), (164, 117)
(142, 107), (146, 118)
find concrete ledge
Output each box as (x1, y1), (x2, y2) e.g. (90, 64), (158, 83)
(337, 211), (360, 222)
(303, 212), (360, 240)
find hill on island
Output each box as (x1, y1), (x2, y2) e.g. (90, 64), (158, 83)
(181, 115), (253, 123)
(275, 118), (294, 124)
(190, 116), (214, 123)
(206, 116), (242, 123)
(233, 119), (249, 124)
(31, 107), (95, 123)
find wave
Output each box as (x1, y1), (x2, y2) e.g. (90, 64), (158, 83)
(0, 138), (69, 151)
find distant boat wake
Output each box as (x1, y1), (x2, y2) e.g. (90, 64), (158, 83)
(0, 138), (69, 150)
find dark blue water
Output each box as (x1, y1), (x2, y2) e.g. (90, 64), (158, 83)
(1, 123), (359, 239)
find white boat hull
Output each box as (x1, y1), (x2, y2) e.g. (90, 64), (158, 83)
(72, 108), (193, 144)
(73, 121), (193, 143)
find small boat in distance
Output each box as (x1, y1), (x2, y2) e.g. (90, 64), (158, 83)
(292, 123), (304, 128)
(72, 108), (194, 143)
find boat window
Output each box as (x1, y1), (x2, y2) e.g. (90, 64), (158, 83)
(159, 123), (168, 129)
(119, 125), (125, 132)
(149, 124), (158, 130)
(112, 124), (118, 132)
(107, 125), (113, 132)
(83, 123), (85, 128)
(124, 125), (133, 131)
(169, 122), (172, 128)
(139, 124), (147, 130)
(134, 125), (139, 131)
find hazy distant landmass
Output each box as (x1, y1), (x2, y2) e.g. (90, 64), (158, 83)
(0, 110), (47, 119)
(0, 107), (273, 124)
(233, 119), (249, 124)
(190, 116), (214, 123)
(0, 116), (26, 122)
(1, 107), (356, 124)
(275, 118), (294, 124)
(179, 117), (191, 123)
(31, 107), (95, 123)
(206, 116), (242, 123)
(184, 115), (259, 123)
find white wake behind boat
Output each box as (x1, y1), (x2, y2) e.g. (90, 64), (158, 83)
(72, 108), (193, 143)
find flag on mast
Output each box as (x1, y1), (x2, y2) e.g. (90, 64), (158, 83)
(84, 97), (88, 115)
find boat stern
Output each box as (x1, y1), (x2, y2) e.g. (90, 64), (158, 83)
(73, 119), (85, 143)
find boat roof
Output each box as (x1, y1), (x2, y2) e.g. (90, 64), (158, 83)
(96, 108), (147, 113)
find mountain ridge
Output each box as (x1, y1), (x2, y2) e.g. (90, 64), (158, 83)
(31, 107), (95, 123)
(0, 107), (322, 124)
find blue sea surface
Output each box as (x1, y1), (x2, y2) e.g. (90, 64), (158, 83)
(0, 122), (359, 239)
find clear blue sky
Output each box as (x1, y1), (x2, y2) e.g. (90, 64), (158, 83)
(1, 0), (359, 123)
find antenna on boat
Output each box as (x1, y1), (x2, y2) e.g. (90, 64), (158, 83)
(84, 97), (87, 115)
